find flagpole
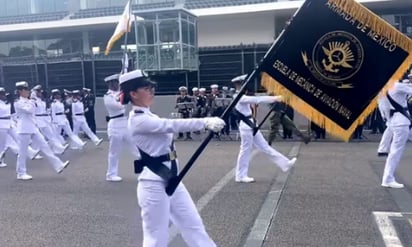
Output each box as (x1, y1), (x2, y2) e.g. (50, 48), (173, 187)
(121, 0), (132, 74)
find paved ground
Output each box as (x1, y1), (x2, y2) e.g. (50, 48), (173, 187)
(0, 134), (411, 247)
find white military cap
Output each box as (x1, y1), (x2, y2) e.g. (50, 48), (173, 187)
(199, 88), (206, 92)
(51, 89), (60, 94)
(72, 90), (80, 94)
(222, 86), (228, 91)
(408, 72), (412, 78)
(104, 74), (120, 82)
(192, 87), (199, 91)
(82, 88), (91, 92)
(402, 79), (409, 83)
(32, 84), (42, 91)
(229, 87), (235, 92)
(179, 86), (187, 91)
(210, 84), (218, 89)
(119, 69), (155, 89)
(0, 87), (5, 93)
(231, 74), (247, 83)
(15, 81), (29, 89)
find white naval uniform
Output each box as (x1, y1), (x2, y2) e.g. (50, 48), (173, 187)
(71, 100), (100, 143)
(14, 97), (66, 176)
(51, 99), (84, 149)
(382, 82), (412, 185)
(128, 106), (216, 247)
(377, 95), (393, 154)
(0, 100), (12, 162)
(33, 97), (66, 154)
(104, 90), (140, 179)
(234, 94), (293, 180)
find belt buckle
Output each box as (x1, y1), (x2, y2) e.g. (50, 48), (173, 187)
(169, 150), (177, 160)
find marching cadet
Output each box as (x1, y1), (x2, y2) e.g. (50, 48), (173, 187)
(71, 90), (103, 146)
(231, 75), (297, 183)
(208, 84), (220, 117)
(176, 86), (194, 140)
(103, 74), (140, 182)
(377, 92), (392, 156)
(0, 88), (10, 167)
(51, 89), (85, 150)
(198, 88), (208, 117)
(82, 88), (97, 134)
(14, 81), (70, 180)
(31, 85), (68, 155)
(63, 89), (73, 130)
(381, 78), (412, 188)
(120, 69), (223, 247)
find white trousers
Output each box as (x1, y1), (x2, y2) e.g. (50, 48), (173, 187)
(107, 132), (139, 178)
(377, 126), (393, 154)
(5, 129), (38, 159)
(73, 119), (99, 143)
(38, 125), (66, 154)
(0, 129), (7, 159)
(17, 130), (64, 176)
(56, 121), (84, 148)
(382, 124), (409, 184)
(236, 129), (290, 179)
(137, 181), (216, 247)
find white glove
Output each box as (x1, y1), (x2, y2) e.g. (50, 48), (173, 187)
(204, 117), (226, 132)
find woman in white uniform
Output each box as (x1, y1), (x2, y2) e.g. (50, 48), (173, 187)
(120, 69), (225, 247)
(232, 75), (297, 183)
(14, 81), (69, 180)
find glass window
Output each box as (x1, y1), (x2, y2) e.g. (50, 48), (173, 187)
(18, 0), (30, 15)
(0, 0), (6, 17)
(159, 20), (179, 43)
(6, 1), (19, 16)
(0, 42), (9, 57)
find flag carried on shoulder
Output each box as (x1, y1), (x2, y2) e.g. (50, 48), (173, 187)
(104, 0), (132, 55)
(260, 0), (412, 141)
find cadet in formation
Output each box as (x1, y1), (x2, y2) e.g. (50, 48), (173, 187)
(231, 75), (297, 183)
(120, 69), (224, 247)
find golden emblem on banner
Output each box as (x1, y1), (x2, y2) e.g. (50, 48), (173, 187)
(302, 31), (364, 88)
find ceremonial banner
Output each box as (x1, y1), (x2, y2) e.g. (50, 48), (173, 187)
(261, 0), (412, 141)
(105, 0), (132, 55)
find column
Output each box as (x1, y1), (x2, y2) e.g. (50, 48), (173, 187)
(82, 31), (90, 54)
(30, 0), (38, 14)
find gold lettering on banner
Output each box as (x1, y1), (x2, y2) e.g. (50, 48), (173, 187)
(272, 59), (352, 120)
(325, 2), (397, 52)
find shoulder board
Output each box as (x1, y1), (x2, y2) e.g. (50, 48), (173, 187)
(134, 110), (144, 114)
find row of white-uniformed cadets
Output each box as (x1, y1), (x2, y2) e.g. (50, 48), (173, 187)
(0, 83), (104, 180)
(376, 73), (412, 189)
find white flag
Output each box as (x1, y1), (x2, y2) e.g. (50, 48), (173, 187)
(105, 0), (132, 55)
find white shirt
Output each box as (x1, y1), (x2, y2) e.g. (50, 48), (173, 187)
(14, 97), (37, 134)
(51, 100), (67, 125)
(387, 82), (412, 127)
(234, 92), (280, 130)
(377, 94), (391, 123)
(33, 97), (50, 128)
(104, 90), (127, 132)
(0, 100), (11, 129)
(128, 105), (207, 181)
(71, 100), (86, 122)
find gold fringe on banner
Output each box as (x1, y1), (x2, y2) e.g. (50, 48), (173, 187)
(328, 0), (412, 53)
(261, 72), (380, 141)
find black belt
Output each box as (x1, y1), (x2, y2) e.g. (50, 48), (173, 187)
(233, 109), (258, 133)
(35, 114), (49, 117)
(0, 116), (11, 120)
(55, 112), (64, 115)
(105, 113), (125, 122)
(75, 113), (84, 116)
(134, 142), (178, 182)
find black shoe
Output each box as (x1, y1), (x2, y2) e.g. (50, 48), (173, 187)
(377, 152), (388, 157)
(303, 135), (311, 144)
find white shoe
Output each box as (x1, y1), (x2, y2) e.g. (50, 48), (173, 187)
(94, 139), (103, 146)
(17, 174), (33, 180)
(0, 162), (7, 168)
(30, 149), (41, 160)
(235, 176), (255, 183)
(281, 157), (297, 172)
(57, 161), (70, 174)
(106, 176), (123, 182)
(34, 154), (43, 160)
(381, 181), (404, 189)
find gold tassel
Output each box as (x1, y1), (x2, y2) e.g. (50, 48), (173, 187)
(327, 0), (412, 52)
(261, 73), (378, 141)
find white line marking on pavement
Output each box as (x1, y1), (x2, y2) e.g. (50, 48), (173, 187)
(243, 142), (301, 247)
(373, 211), (404, 247)
(168, 166), (236, 243)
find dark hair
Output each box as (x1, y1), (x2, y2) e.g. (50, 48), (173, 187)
(120, 77), (156, 105)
